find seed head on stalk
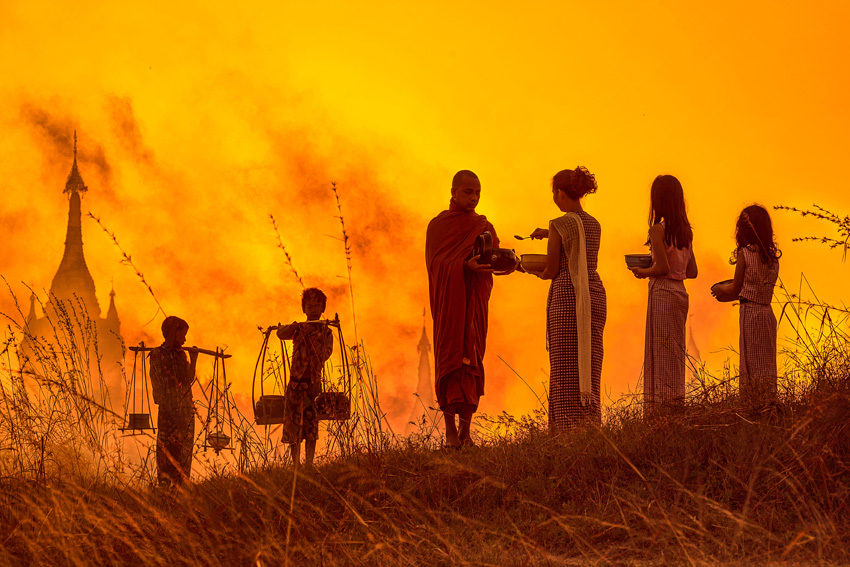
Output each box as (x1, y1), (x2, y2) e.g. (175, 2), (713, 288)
(330, 182), (358, 344)
(269, 214), (305, 289)
(775, 204), (850, 260)
(87, 212), (167, 323)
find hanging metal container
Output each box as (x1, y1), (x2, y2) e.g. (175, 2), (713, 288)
(121, 343), (156, 434)
(207, 430), (231, 452)
(124, 412), (152, 431)
(200, 346), (236, 454)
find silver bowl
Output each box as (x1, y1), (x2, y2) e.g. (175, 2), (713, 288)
(711, 279), (736, 303)
(520, 253), (547, 274)
(625, 254), (652, 269)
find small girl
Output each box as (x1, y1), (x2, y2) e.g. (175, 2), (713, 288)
(276, 287), (334, 469)
(630, 175), (698, 413)
(711, 205), (780, 407)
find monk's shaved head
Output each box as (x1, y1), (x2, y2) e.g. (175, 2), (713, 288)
(451, 170), (479, 189)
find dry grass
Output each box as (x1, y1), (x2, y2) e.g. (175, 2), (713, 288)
(0, 386), (848, 566)
(0, 280), (128, 484)
(1, 284), (849, 566)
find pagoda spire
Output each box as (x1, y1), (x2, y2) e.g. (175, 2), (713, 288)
(26, 292), (38, 324)
(64, 131), (87, 195)
(49, 134), (100, 317)
(406, 309), (438, 431)
(417, 308), (431, 388)
(106, 284), (120, 324)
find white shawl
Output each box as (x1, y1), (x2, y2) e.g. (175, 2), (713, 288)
(550, 212), (592, 406)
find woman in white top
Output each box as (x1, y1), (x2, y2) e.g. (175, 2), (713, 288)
(631, 175), (698, 414)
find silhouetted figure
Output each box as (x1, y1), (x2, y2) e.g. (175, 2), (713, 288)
(150, 316), (198, 487)
(425, 170), (497, 448)
(277, 288), (333, 469)
(711, 205), (780, 408)
(631, 175), (698, 415)
(524, 167), (606, 431)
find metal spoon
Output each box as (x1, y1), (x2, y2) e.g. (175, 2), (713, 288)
(514, 234), (533, 240)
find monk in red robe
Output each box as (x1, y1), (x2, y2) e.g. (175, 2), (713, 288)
(426, 170), (498, 448)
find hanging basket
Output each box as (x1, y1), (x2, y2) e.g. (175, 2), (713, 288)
(255, 394), (286, 425)
(121, 412), (153, 431)
(315, 391), (351, 421)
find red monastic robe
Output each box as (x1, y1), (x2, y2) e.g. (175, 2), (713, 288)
(425, 201), (498, 410)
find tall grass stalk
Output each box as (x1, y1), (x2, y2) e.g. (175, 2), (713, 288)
(327, 182), (391, 457)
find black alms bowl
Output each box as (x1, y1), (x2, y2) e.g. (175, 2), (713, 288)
(488, 248), (519, 275)
(472, 231), (518, 275)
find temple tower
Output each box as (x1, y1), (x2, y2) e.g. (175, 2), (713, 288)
(21, 134), (124, 393)
(47, 139), (101, 316)
(406, 316), (440, 433)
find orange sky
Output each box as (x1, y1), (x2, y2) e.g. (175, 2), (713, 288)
(1, 0), (848, 428)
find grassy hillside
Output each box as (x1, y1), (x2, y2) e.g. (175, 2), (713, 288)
(2, 388), (848, 566)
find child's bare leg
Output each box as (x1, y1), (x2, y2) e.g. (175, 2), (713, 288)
(289, 442), (300, 467)
(304, 439), (317, 468)
(444, 412), (460, 447)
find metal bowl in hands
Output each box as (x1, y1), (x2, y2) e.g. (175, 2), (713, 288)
(625, 254), (652, 269)
(520, 253), (547, 274)
(711, 279), (736, 303)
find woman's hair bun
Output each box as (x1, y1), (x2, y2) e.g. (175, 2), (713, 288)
(571, 166), (598, 196)
(553, 166), (598, 199)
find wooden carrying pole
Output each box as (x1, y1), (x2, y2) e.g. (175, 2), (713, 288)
(129, 345), (232, 359)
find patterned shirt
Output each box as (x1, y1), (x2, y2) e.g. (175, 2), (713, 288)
(739, 245), (779, 304)
(277, 322), (334, 384)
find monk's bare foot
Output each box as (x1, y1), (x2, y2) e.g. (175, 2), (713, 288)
(444, 413), (460, 448)
(445, 430), (461, 449)
(457, 409), (474, 446)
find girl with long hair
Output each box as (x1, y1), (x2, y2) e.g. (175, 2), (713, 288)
(711, 205), (781, 407)
(524, 166), (607, 431)
(630, 175), (698, 413)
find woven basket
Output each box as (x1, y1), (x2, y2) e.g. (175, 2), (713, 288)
(255, 394), (286, 425)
